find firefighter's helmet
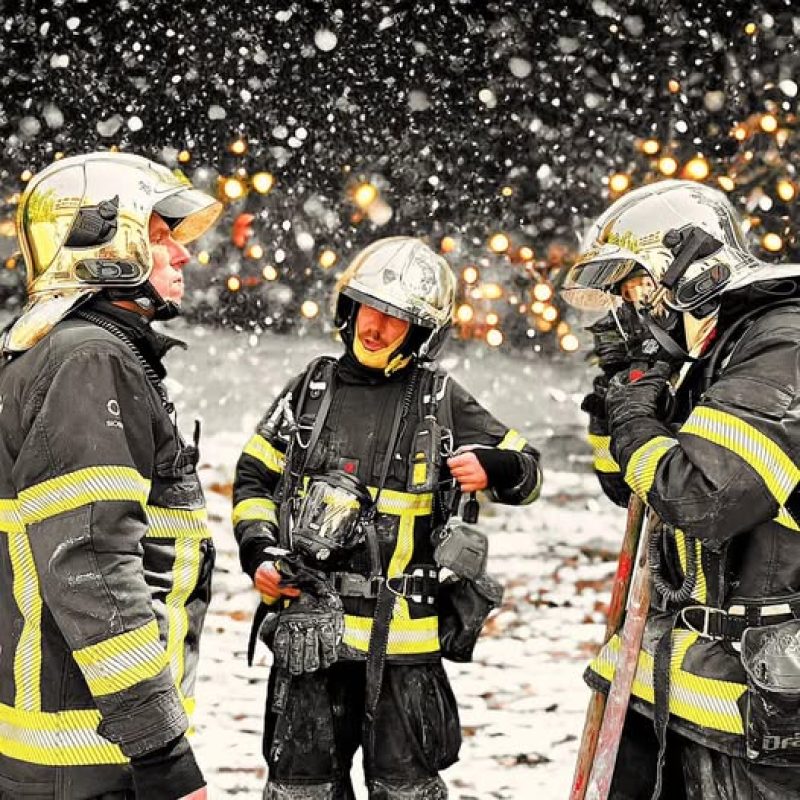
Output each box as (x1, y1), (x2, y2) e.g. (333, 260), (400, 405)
(562, 180), (798, 318)
(7, 151), (222, 352)
(334, 236), (456, 361)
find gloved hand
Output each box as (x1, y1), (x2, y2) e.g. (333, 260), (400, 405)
(471, 448), (521, 491)
(587, 310), (632, 377)
(130, 735), (205, 800)
(581, 373), (611, 421)
(606, 361), (673, 432)
(588, 305), (663, 377)
(254, 561), (301, 602)
(268, 589), (344, 675)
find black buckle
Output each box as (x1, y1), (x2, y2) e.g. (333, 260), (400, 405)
(334, 573), (383, 598)
(679, 605), (728, 640)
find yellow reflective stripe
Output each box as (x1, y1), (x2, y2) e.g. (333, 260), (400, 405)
(625, 436), (678, 500)
(0, 498), (24, 534)
(370, 487), (433, 517)
(18, 466), (150, 524)
(590, 632), (745, 734)
(775, 507), (800, 531)
(498, 429), (527, 452)
(0, 697), (196, 766)
(232, 497), (279, 526)
(343, 614), (440, 656)
(588, 434), (620, 474)
(72, 620), (167, 698)
(146, 505), (211, 540)
(674, 530), (707, 603)
(166, 539), (202, 693)
(386, 515), (416, 621)
(681, 406), (800, 506)
(243, 434), (285, 474)
(8, 533), (42, 711)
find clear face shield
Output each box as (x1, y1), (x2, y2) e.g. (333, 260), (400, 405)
(291, 470), (373, 563)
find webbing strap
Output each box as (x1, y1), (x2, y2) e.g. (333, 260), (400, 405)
(364, 583), (396, 722)
(651, 613), (679, 800)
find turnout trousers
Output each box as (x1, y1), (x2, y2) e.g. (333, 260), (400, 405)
(610, 711), (800, 799)
(263, 660), (461, 799)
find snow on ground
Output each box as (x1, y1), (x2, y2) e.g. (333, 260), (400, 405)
(163, 323), (627, 799)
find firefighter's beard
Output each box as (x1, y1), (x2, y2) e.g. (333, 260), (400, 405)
(353, 328), (411, 376)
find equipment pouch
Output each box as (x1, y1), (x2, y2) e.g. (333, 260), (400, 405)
(438, 572), (503, 663)
(432, 520), (488, 581)
(741, 619), (800, 765)
(407, 417), (443, 493)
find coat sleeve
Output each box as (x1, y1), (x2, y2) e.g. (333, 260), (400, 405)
(587, 400), (632, 509)
(16, 344), (187, 758)
(609, 314), (800, 542)
(232, 372), (304, 578)
(449, 377), (542, 505)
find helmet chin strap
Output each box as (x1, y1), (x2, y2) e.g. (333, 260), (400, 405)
(108, 282), (181, 320)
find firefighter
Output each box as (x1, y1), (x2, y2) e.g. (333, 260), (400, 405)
(0, 152), (222, 799)
(562, 180), (800, 799)
(233, 237), (542, 800)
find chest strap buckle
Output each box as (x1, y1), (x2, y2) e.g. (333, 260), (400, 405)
(679, 605), (729, 640)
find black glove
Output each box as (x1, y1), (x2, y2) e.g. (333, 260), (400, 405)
(605, 361), (675, 469)
(267, 589), (344, 675)
(130, 735), (205, 800)
(606, 361), (673, 431)
(588, 305), (664, 377)
(473, 447), (521, 491)
(581, 373), (611, 421)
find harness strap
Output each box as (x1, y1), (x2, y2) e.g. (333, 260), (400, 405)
(332, 569), (438, 602)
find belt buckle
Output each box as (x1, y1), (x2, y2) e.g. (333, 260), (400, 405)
(679, 605), (728, 640)
(387, 574), (411, 597)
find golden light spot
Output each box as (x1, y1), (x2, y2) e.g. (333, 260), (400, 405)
(197, 250), (210, 265)
(777, 180), (796, 202)
(263, 265), (278, 280)
(560, 333), (580, 352)
(760, 114), (778, 133)
(683, 156), (709, 181)
(440, 236), (456, 254)
(762, 232), (783, 252)
(486, 329), (503, 347)
(518, 245), (534, 261)
(486, 312), (499, 326)
(177, 150), (191, 163)
(353, 182), (378, 209)
(222, 177), (246, 200)
(227, 275), (242, 292)
(462, 266), (479, 284)
(642, 139), (660, 155)
(609, 173), (631, 193)
(542, 305), (559, 323)
(489, 233), (510, 253)
(230, 139), (247, 156)
(319, 249), (337, 269)
(456, 304), (474, 323)
(717, 176), (735, 192)
(658, 156), (678, 176)
(301, 300), (319, 318)
(252, 172), (275, 194)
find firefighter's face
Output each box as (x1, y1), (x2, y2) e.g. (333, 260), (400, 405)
(620, 274), (657, 307)
(356, 304), (410, 351)
(148, 213), (191, 305)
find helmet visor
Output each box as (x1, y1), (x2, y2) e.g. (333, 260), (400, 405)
(561, 246), (649, 310)
(153, 188), (222, 244)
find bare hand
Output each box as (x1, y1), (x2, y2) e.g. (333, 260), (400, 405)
(254, 563), (301, 601)
(447, 451), (489, 493)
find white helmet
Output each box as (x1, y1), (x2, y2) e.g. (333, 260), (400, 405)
(334, 236), (456, 360)
(562, 180), (798, 318)
(8, 151), (222, 352)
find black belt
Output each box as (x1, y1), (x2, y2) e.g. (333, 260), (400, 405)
(332, 569), (439, 604)
(678, 601), (800, 641)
